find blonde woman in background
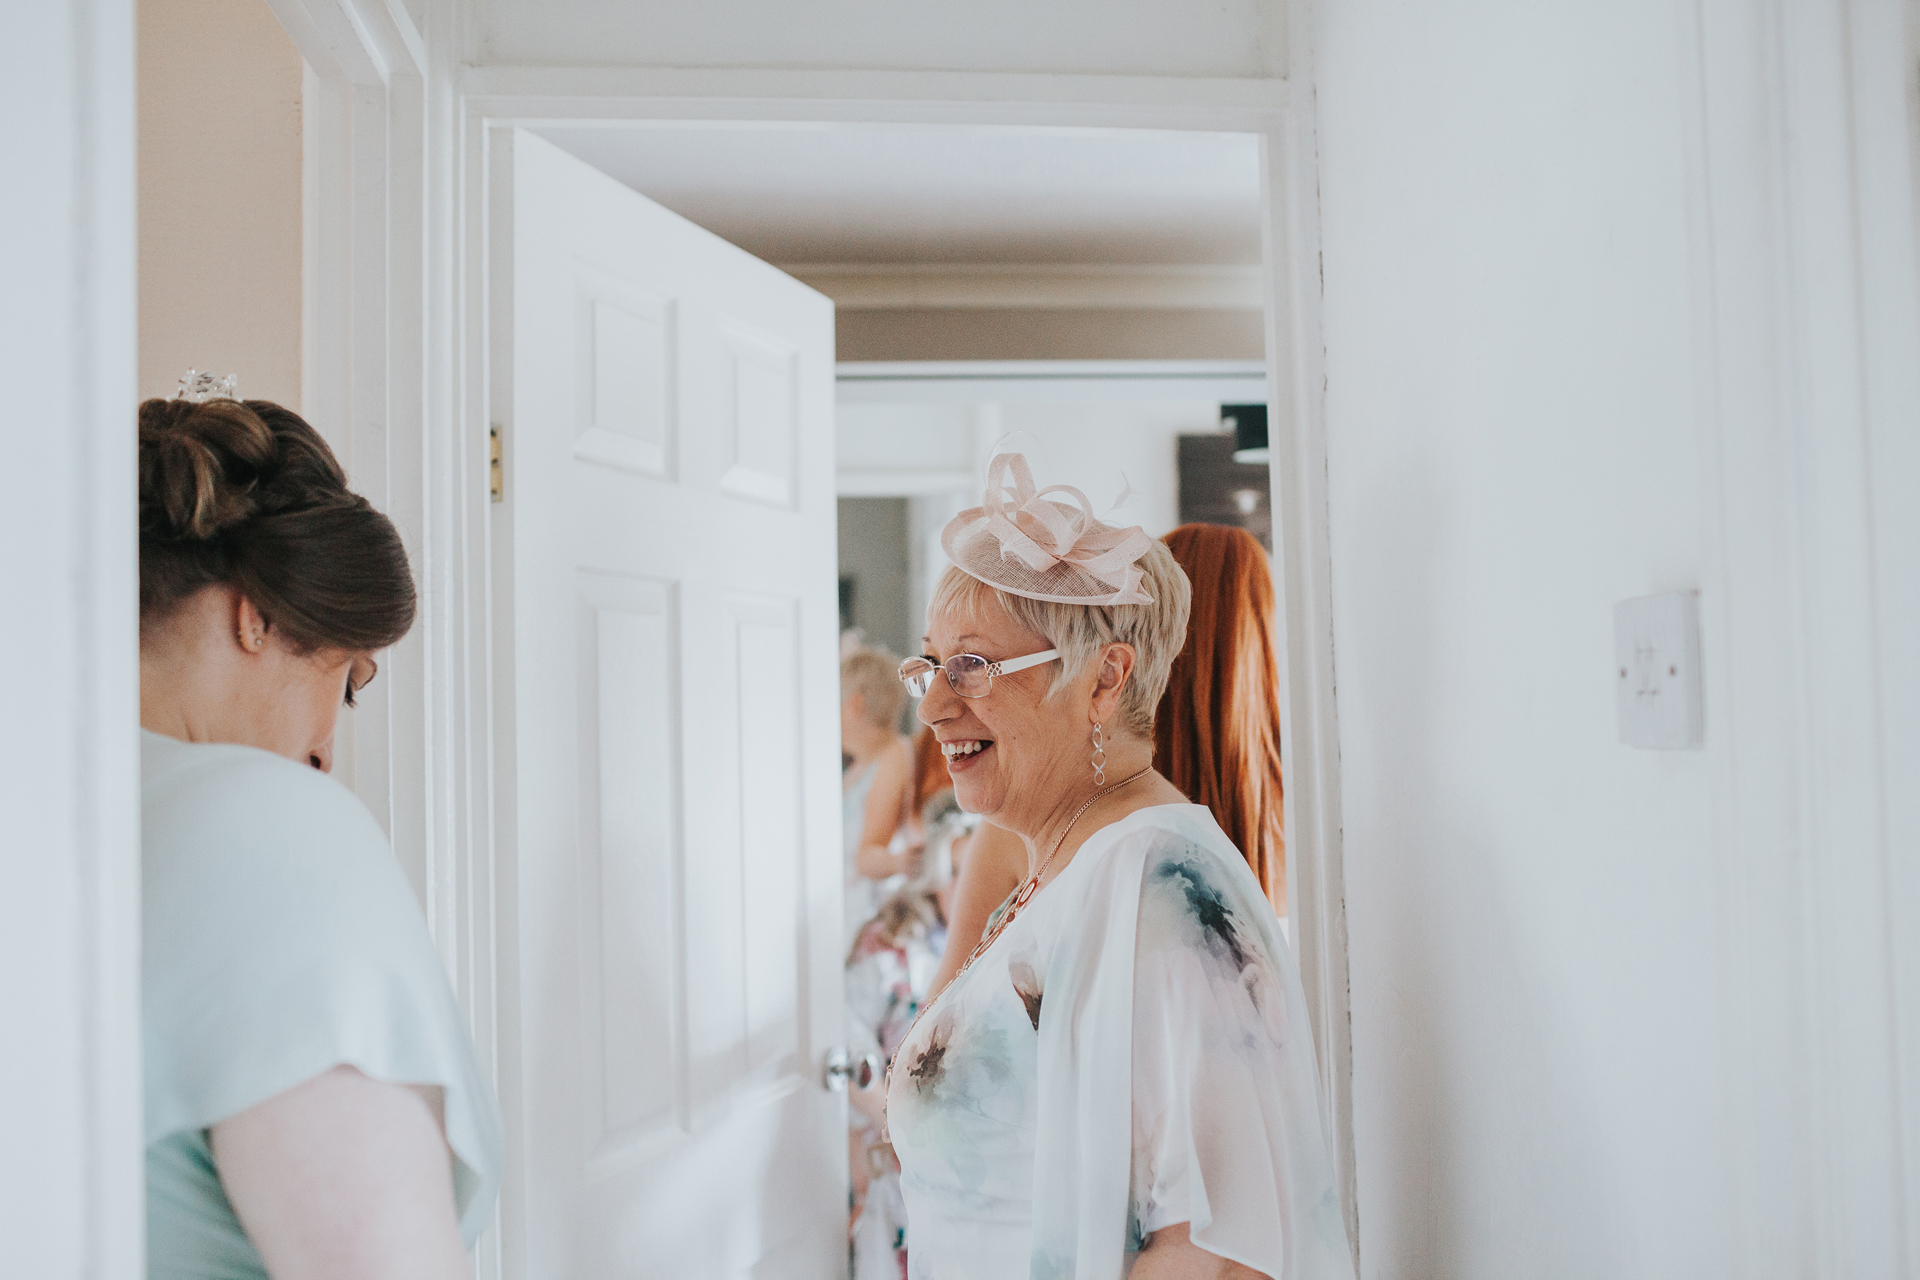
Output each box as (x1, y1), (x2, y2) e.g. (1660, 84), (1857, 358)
(842, 646), (917, 946)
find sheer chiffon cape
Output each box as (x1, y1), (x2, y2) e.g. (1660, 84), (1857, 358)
(1028, 805), (1353, 1280)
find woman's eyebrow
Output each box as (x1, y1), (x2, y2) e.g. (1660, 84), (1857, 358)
(922, 636), (985, 656)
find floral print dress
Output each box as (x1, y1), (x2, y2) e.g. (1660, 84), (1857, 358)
(885, 805), (1353, 1280)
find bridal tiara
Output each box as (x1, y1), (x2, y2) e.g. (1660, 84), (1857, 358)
(174, 369), (239, 403)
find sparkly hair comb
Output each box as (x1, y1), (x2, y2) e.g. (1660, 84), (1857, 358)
(173, 369), (239, 403)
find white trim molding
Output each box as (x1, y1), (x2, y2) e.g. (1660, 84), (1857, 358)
(837, 358), (1269, 403)
(1265, 0), (1359, 1257)
(789, 263), (1266, 311)
(273, 4), (507, 1278)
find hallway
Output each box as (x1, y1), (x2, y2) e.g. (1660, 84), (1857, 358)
(6, 1), (1917, 1277)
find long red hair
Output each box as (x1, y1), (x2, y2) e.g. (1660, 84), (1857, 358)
(1153, 524), (1286, 911)
(909, 724), (949, 814)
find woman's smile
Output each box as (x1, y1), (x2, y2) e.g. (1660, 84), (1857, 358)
(940, 737), (994, 772)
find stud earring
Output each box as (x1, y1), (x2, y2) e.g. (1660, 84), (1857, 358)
(1091, 721), (1107, 786)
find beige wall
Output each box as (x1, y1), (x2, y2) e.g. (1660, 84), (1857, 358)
(138, 0), (302, 408)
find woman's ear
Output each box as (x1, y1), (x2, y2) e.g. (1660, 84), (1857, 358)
(1088, 642), (1137, 723)
(234, 594), (270, 655)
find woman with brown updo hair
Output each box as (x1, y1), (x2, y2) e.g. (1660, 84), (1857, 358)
(1153, 523), (1288, 916)
(138, 392), (501, 1280)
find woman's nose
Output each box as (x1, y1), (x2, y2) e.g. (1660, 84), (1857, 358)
(917, 674), (958, 725)
(309, 741), (334, 773)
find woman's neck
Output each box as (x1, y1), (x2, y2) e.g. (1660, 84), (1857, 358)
(1018, 737), (1161, 878)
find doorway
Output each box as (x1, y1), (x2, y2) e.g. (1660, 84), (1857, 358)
(492, 121), (1291, 1275)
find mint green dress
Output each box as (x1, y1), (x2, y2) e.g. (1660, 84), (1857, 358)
(141, 731), (504, 1279)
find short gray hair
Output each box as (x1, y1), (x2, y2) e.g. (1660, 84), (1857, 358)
(926, 542), (1192, 737)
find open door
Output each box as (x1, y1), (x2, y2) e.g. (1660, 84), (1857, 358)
(492, 128), (845, 1278)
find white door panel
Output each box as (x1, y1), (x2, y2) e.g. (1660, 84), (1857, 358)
(495, 128), (844, 1279)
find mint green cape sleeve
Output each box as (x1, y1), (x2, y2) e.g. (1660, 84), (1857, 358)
(142, 746), (504, 1244)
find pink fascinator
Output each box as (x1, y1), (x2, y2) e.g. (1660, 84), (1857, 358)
(941, 453), (1155, 606)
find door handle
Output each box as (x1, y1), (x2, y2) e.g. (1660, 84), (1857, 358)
(823, 1047), (882, 1092)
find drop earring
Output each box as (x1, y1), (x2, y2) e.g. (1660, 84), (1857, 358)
(1091, 721), (1107, 786)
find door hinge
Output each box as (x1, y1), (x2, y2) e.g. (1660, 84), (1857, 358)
(489, 425), (503, 502)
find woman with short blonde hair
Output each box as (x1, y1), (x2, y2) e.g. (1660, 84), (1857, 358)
(842, 645), (916, 945)
(884, 455), (1352, 1280)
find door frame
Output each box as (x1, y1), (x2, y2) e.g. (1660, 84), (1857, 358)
(263, 6), (511, 1277)
(272, 0), (1359, 1265)
(6, 0), (141, 1271)
(464, 76), (1359, 1264)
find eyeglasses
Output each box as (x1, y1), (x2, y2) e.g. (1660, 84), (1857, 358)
(898, 648), (1060, 699)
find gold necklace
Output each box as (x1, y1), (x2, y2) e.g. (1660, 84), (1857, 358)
(882, 764), (1157, 1111)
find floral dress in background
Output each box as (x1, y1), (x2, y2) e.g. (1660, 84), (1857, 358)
(848, 915), (944, 1280)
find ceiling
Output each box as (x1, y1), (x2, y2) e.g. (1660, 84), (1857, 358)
(531, 123), (1265, 267)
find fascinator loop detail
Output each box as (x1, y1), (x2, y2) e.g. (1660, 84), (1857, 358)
(940, 453), (1155, 606)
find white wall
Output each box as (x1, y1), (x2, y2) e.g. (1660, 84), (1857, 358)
(138, 0), (304, 408)
(0, 0), (143, 1272)
(1314, 0), (1919, 1275)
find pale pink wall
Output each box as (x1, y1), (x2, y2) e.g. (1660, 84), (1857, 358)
(138, 0), (301, 408)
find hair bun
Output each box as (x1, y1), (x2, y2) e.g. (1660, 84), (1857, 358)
(138, 398), (277, 541)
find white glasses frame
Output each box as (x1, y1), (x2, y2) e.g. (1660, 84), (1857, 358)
(899, 648), (1060, 698)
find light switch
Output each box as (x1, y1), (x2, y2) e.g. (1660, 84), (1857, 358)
(1614, 592), (1703, 750)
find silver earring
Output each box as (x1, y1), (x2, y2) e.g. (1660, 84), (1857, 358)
(1091, 721), (1107, 786)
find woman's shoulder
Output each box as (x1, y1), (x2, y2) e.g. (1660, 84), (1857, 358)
(140, 730), (411, 944)
(1088, 803), (1242, 868)
(143, 728), (365, 805)
(138, 738), (505, 1235)
(1077, 804), (1274, 931)
(142, 732), (390, 863)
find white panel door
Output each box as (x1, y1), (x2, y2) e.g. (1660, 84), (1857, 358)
(494, 128), (844, 1279)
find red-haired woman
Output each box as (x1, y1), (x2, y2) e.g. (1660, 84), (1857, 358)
(1153, 523), (1288, 916)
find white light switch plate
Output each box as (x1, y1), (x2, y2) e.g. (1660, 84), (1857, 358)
(1614, 592), (1703, 750)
